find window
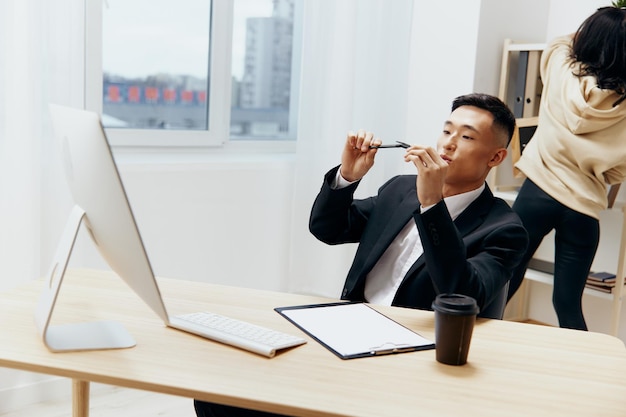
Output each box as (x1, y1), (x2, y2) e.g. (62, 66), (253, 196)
(85, 0), (301, 148)
(230, 0), (298, 141)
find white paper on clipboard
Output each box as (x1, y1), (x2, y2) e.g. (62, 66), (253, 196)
(275, 302), (434, 359)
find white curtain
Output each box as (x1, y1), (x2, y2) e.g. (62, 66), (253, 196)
(0, 0), (47, 403)
(287, 0), (415, 297)
(0, 0), (80, 405)
(0, 0), (80, 292)
(0, 1), (44, 292)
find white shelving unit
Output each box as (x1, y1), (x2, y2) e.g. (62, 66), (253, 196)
(500, 191), (626, 336)
(494, 40), (625, 336)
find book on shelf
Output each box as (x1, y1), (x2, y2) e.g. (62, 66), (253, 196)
(585, 272), (625, 293)
(587, 272), (616, 283)
(585, 282), (613, 293)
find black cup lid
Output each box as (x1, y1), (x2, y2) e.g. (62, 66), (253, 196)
(431, 294), (479, 315)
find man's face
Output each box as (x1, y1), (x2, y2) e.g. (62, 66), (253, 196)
(436, 105), (504, 192)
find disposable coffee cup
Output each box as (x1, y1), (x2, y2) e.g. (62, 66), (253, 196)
(431, 294), (479, 365)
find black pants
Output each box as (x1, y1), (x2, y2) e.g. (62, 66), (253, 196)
(507, 179), (599, 330)
(194, 400), (289, 417)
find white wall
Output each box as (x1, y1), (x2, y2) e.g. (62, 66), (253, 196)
(474, 0), (550, 95)
(2, 0), (626, 413)
(120, 156), (296, 290)
(403, 0), (482, 149)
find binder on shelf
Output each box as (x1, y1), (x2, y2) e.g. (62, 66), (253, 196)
(513, 51), (529, 118)
(513, 50), (542, 119)
(523, 50), (542, 118)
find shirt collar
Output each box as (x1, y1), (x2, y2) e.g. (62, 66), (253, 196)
(444, 183), (485, 221)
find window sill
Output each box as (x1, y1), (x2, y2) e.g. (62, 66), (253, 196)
(112, 140), (297, 167)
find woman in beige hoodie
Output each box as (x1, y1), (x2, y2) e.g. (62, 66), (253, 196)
(507, 6), (626, 330)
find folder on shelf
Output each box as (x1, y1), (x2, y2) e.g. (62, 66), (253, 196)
(523, 50), (542, 118)
(513, 51), (529, 118)
(275, 302), (434, 359)
(513, 50), (542, 118)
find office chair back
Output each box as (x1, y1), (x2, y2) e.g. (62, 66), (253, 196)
(478, 281), (510, 320)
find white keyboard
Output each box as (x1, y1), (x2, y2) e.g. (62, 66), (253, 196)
(168, 311), (306, 358)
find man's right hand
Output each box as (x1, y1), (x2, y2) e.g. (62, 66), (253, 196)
(339, 130), (381, 182)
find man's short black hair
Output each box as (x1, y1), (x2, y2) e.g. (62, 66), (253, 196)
(451, 93), (516, 147)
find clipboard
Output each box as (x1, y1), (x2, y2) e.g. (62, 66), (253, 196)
(275, 301), (434, 359)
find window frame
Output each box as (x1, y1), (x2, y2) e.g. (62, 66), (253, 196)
(85, 0), (233, 148)
(85, 0), (302, 152)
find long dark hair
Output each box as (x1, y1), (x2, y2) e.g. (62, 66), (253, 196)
(571, 6), (626, 106)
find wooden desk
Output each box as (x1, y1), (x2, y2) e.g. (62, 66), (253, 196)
(1, 269), (626, 417)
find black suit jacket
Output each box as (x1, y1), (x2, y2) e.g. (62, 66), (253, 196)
(309, 165), (528, 311)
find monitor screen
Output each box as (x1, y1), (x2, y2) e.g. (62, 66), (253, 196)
(36, 104), (170, 351)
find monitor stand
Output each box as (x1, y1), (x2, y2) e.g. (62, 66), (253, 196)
(34, 205), (136, 352)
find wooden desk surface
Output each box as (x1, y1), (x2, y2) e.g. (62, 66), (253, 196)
(1, 268), (626, 417)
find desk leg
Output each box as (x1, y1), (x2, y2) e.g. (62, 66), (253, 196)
(72, 379), (90, 417)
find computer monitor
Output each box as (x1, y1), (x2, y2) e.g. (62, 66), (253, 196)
(35, 104), (170, 351)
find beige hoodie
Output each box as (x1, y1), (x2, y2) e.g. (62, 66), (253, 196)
(515, 36), (626, 219)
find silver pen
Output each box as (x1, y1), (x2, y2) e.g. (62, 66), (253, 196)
(369, 141), (411, 149)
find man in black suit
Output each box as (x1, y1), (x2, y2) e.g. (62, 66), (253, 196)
(309, 93), (528, 314)
(194, 93), (528, 417)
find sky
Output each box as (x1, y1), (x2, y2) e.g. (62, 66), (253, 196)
(102, 0), (273, 80)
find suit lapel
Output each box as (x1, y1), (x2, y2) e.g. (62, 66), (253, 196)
(452, 186), (493, 236)
(403, 185), (494, 278)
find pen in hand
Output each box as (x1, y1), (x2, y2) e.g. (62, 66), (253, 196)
(369, 141), (411, 149)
